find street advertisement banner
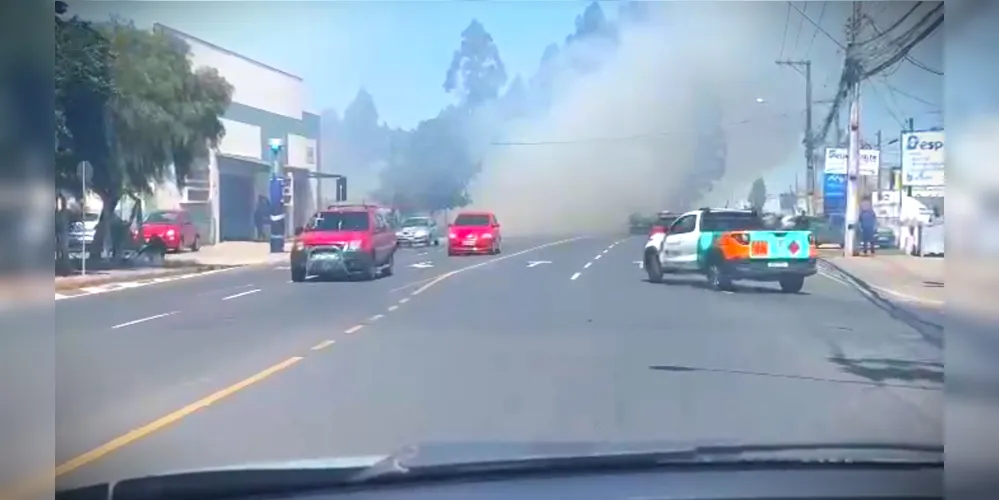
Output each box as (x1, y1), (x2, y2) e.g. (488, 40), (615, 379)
(900, 130), (944, 187)
(823, 173), (847, 215)
(824, 147), (880, 176)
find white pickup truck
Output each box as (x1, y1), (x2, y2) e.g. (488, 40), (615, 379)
(643, 208), (817, 292)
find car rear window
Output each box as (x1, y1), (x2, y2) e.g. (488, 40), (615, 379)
(657, 215), (678, 226)
(702, 213), (764, 231)
(145, 211), (179, 223)
(402, 218), (431, 227)
(453, 214), (491, 226)
(311, 211), (370, 231)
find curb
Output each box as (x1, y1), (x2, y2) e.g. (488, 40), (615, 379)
(818, 258), (943, 345)
(54, 264), (235, 292)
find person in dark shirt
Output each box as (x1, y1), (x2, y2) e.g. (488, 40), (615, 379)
(858, 199), (877, 255)
(254, 195), (270, 242)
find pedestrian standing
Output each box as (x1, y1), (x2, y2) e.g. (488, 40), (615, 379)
(858, 199), (877, 256)
(254, 195), (270, 242)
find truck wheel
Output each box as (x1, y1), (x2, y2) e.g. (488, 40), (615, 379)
(644, 249), (664, 283)
(290, 266), (306, 282)
(706, 260), (733, 291)
(361, 254), (378, 281)
(779, 275), (805, 293)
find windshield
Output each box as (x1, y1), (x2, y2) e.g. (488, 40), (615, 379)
(453, 214), (491, 226)
(402, 218), (431, 227)
(50, 1), (943, 491)
(309, 211), (369, 231)
(144, 211), (179, 223)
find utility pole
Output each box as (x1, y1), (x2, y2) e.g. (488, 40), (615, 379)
(843, 1), (863, 257)
(776, 59), (814, 215)
(875, 130), (882, 191)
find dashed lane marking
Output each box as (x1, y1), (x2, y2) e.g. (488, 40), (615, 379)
(344, 324), (364, 334)
(368, 314), (385, 322)
(221, 288), (261, 301)
(570, 272), (582, 281)
(111, 311), (178, 330)
(398, 297), (410, 304)
(410, 237), (587, 296)
(310, 340), (336, 351)
(388, 305), (399, 312)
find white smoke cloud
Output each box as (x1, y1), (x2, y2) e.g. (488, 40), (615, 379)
(468, 2), (806, 235)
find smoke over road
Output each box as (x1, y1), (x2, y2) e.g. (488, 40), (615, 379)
(468, 3), (805, 236)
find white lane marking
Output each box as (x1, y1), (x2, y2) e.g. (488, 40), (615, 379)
(111, 311), (178, 330)
(602, 249), (609, 254)
(633, 260), (644, 269)
(311, 340), (335, 350)
(345, 324), (364, 334)
(594, 254), (602, 260)
(570, 272), (582, 281)
(368, 314), (385, 322)
(398, 297), (410, 304)
(410, 237), (587, 296)
(583, 262), (592, 269)
(410, 261), (434, 269)
(221, 288), (261, 301)
(526, 260), (552, 268)
(388, 305), (399, 312)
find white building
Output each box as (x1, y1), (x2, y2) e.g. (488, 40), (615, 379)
(144, 24), (321, 243)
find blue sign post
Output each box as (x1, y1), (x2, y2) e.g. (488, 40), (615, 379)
(823, 173), (847, 216)
(268, 138), (286, 253)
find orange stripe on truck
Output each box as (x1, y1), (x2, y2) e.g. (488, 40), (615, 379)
(717, 232), (751, 260)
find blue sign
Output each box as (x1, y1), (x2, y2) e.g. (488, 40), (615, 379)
(823, 173), (847, 215)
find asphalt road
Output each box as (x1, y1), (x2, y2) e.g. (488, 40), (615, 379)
(36, 235), (945, 490)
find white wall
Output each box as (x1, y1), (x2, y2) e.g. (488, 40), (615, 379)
(218, 118), (263, 160)
(286, 133), (318, 171)
(172, 27), (304, 120)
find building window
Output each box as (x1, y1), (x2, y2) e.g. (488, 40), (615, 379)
(306, 146), (316, 165)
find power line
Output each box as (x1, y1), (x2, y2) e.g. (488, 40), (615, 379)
(787, 1), (844, 50)
(791, 2), (807, 54)
(857, 2), (924, 46)
(866, 13), (943, 76)
(490, 111), (804, 146)
(779, 2), (792, 59)
(883, 82), (939, 108)
(863, 12), (943, 79)
(804, 2), (828, 58)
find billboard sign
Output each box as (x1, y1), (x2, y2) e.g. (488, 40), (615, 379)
(823, 173), (847, 215)
(824, 147), (879, 176)
(901, 131), (944, 187)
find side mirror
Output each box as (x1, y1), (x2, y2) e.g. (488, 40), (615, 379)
(294, 226), (304, 236)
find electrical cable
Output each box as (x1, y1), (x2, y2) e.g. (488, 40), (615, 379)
(863, 13), (943, 79)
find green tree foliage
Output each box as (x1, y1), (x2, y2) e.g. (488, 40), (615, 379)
(748, 178), (768, 211)
(443, 19), (508, 108)
(55, 11), (232, 255)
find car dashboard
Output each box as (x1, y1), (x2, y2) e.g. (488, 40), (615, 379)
(182, 464), (940, 500)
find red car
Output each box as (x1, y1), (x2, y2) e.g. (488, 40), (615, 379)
(448, 211), (502, 256)
(290, 204), (397, 281)
(142, 209), (201, 252)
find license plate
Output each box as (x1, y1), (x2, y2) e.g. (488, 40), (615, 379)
(768, 262), (789, 268)
(313, 253), (338, 260)
(464, 239), (476, 246)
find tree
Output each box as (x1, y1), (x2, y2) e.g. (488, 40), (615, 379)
(378, 112), (479, 213)
(563, 1), (619, 75)
(56, 18), (232, 257)
(443, 19), (508, 108)
(528, 43), (561, 110)
(748, 178), (768, 211)
(339, 88), (385, 171)
(498, 74), (528, 120)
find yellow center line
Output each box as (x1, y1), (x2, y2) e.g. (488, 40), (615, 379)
(53, 356), (303, 478)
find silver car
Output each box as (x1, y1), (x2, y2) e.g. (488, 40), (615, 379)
(396, 217), (440, 247)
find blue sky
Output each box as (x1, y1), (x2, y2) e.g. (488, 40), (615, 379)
(83, 1), (944, 195)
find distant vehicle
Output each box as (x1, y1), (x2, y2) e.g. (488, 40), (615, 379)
(141, 209), (201, 252)
(290, 204), (397, 281)
(448, 211), (502, 256)
(396, 216), (441, 247)
(643, 207), (817, 293)
(648, 211), (680, 236)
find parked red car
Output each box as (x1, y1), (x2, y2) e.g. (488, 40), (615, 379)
(448, 211), (502, 256)
(290, 204), (397, 281)
(141, 209), (200, 252)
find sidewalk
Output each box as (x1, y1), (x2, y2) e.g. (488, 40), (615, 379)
(166, 241), (290, 267)
(821, 254), (944, 307)
(53, 242), (289, 292)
